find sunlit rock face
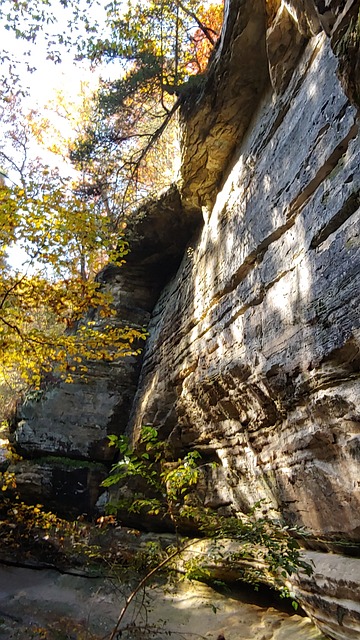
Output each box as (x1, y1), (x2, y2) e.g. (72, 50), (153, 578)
(285, 0), (360, 106)
(131, 33), (360, 543)
(9, 2), (360, 637)
(290, 551), (360, 640)
(127, 31), (360, 638)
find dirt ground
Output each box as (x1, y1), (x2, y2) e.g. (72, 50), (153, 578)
(0, 563), (327, 640)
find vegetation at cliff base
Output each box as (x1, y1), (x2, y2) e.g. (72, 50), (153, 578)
(104, 427), (313, 594)
(0, 426), (312, 638)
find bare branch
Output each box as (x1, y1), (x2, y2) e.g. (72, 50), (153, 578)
(108, 539), (198, 640)
(0, 314), (23, 337)
(0, 273), (27, 311)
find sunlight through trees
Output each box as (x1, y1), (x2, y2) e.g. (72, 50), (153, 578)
(0, 0), (224, 409)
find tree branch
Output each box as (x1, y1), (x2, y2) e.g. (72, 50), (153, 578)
(175, 0), (217, 45)
(114, 97), (181, 228)
(108, 539), (197, 640)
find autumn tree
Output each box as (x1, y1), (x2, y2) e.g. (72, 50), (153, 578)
(0, 0), (223, 403)
(70, 0), (224, 225)
(0, 90), (145, 405)
(0, 0), (224, 225)
(187, 2), (224, 73)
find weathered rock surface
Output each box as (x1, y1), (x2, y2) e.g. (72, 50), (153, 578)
(130, 32), (360, 542)
(10, 186), (200, 513)
(180, 0), (359, 215)
(266, 2), (307, 93)
(331, 1), (360, 107)
(179, 0), (270, 214)
(290, 551), (360, 640)
(7, 458), (107, 517)
(286, 0), (360, 106)
(14, 371), (135, 461)
(125, 27), (360, 640)
(177, 541), (360, 639)
(9, 273), (146, 511)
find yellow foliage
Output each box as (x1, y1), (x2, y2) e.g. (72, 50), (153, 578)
(0, 93), (145, 397)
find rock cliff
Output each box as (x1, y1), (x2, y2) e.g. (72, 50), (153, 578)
(136, 33), (360, 541)
(9, 1), (360, 638)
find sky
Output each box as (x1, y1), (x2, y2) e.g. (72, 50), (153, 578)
(0, 0), (106, 269)
(1, 20), (97, 146)
(0, 0), (129, 174)
(0, 0), (136, 273)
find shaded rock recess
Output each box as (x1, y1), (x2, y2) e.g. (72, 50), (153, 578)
(9, 1), (360, 639)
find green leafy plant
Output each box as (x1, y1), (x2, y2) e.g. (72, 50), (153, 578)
(100, 427), (314, 637)
(103, 427), (313, 597)
(104, 426), (164, 489)
(103, 426), (205, 526)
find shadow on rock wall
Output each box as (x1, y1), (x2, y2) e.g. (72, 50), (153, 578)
(127, 34), (360, 545)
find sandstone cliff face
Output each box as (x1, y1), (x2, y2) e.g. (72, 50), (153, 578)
(131, 28), (360, 546)
(125, 4), (360, 639)
(10, 1), (360, 638)
(10, 186), (198, 514)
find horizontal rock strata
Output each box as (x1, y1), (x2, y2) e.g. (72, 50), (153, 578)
(10, 185), (201, 513)
(126, 30), (360, 640)
(290, 551), (360, 640)
(130, 33), (360, 540)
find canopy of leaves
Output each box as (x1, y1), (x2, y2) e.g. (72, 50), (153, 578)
(70, 0), (224, 225)
(0, 91), (145, 409)
(0, 1), (223, 226)
(0, 0), (223, 412)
